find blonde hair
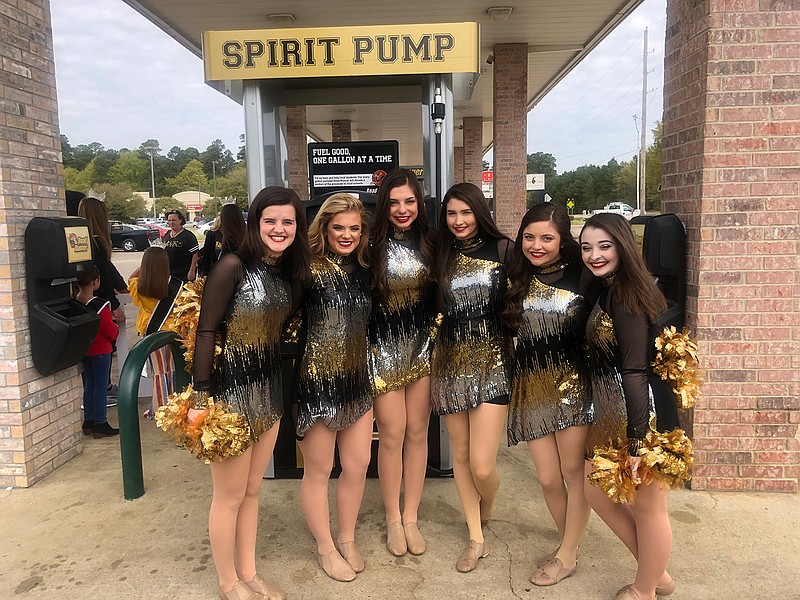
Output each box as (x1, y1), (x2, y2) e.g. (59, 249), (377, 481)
(308, 194), (370, 268)
(138, 247), (170, 299)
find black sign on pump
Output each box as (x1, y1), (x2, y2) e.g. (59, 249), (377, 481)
(308, 140), (399, 198)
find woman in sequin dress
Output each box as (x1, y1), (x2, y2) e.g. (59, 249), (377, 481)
(429, 182), (514, 573)
(368, 169), (436, 557)
(580, 213), (681, 600)
(502, 203), (597, 586)
(190, 187), (309, 600)
(296, 194), (374, 583)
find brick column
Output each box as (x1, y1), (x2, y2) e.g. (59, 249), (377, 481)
(454, 146), (464, 182)
(462, 116), (483, 188)
(331, 119), (351, 142)
(286, 106), (309, 200)
(492, 44), (528, 237)
(662, 0), (800, 492)
(0, 0), (84, 487)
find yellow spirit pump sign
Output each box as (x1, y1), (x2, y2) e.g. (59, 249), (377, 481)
(203, 22), (479, 81)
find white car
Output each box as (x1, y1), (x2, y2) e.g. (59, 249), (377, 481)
(198, 220), (216, 235)
(584, 202), (638, 220)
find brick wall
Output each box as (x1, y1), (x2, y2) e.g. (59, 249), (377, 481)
(331, 119), (351, 142)
(454, 146), (464, 182)
(462, 116), (483, 188)
(662, 0), (799, 492)
(0, 0), (84, 487)
(286, 106), (309, 200)
(492, 44), (528, 237)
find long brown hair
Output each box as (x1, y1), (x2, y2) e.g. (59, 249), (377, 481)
(238, 186), (310, 281)
(308, 194), (370, 268)
(219, 203), (245, 251)
(137, 247), (170, 299)
(78, 196), (111, 256)
(370, 169), (434, 298)
(429, 182), (506, 309)
(502, 202), (580, 330)
(580, 213), (667, 321)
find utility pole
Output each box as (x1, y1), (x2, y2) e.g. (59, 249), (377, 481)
(148, 150), (157, 221)
(639, 27), (648, 214)
(212, 160), (218, 215)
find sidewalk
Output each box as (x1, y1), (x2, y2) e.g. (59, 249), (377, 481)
(1, 409), (797, 599)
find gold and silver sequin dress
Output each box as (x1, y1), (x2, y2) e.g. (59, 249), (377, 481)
(296, 255), (373, 435)
(431, 237), (513, 415)
(368, 236), (434, 395)
(507, 262), (593, 445)
(584, 289), (680, 455)
(193, 253), (293, 443)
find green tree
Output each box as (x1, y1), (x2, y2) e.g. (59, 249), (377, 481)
(90, 183), (146, 222)
(107, 150), (149, 189)
(526, 151), (557, 179)
(613, 158), (638, 203)
(164, 159), (208, 196)
(64, 166), (91, 192)
(236, 133), (246, 162)
(155, 196), (185, 218)
(200, 139), (235, 179)
(216, 164), (247, 201)
(645, 121), (663, 210)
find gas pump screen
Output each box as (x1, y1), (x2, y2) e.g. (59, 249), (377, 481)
(309, 141), (399, 197)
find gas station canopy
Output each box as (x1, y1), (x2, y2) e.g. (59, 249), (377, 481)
(122, 0), (645, 165)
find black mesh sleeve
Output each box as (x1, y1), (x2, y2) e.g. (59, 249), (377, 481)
(192, 253), (243, 391)
(609, 301), (652, 439)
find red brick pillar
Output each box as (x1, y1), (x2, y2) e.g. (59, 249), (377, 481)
(462, 116), (483, 188)
(286, 106), (309, 200)
(331, 119), (351, 142)
(662, 0), (800, 492)
(0, 0), (84, 487)
(454, 146), (464, 182)
(492, 44), (528, 237)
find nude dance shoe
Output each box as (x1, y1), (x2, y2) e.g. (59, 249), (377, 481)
(536, 546), (559, 568)
(338, 540), (366, 573)
(245, 574), (286, 600)
(386, 522), (407, 556)
(403, 522), (427, 556)
(218, 580), (264, 600)
(530, 557), (576, 586)
(456, 540), (489, 573)
(317, 549), (356, 582)
(617, 577), (675, 597)
(615, 585), (656, 600)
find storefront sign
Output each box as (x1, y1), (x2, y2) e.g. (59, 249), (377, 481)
(203, 22), (479, 81)
(309, 141), (399, 197)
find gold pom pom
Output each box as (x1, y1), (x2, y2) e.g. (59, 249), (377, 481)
(169, 278), (221, 372)
(652, 326), (703, 410)
(588, 420), (693, 504)
(155, 385), (252, 463)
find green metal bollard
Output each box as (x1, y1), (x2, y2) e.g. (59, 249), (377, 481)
(118, 331), (191, 500)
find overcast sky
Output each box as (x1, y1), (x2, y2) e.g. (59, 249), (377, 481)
(51, 0), (665, 174)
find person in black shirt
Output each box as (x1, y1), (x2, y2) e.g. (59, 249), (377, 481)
(162, 209), (199, 281)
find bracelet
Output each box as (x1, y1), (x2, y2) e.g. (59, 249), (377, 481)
(191, 390), (210, 410)
(627, 437), (645, 455)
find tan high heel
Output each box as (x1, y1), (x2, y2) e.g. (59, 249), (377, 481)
(338, 540), (365, 573)
(403, 522), (426, 556)
(317, 549), (356, 582)
(456, 539), (489, 573)
(386, 521), (407, 556)
(244, 574), (286, 600)
(218, 580), (262, 600)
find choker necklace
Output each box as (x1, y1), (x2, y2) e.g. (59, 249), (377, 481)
(532, 258), (568, 275)
(391, 227), (411, 241)
(325, 250), (352, 266)
(454, 235), (485, 252)
(261, 253), (281, 266)
(601, 272), (616, 287)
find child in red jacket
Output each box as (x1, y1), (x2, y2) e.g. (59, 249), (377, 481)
(75, 266), (120, 438)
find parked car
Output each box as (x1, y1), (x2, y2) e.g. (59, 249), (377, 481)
(110, 223), (159, 251)
(583, 202), (638, 220)
(198, 219), (216, 235)
(143, 223), (169, 237)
